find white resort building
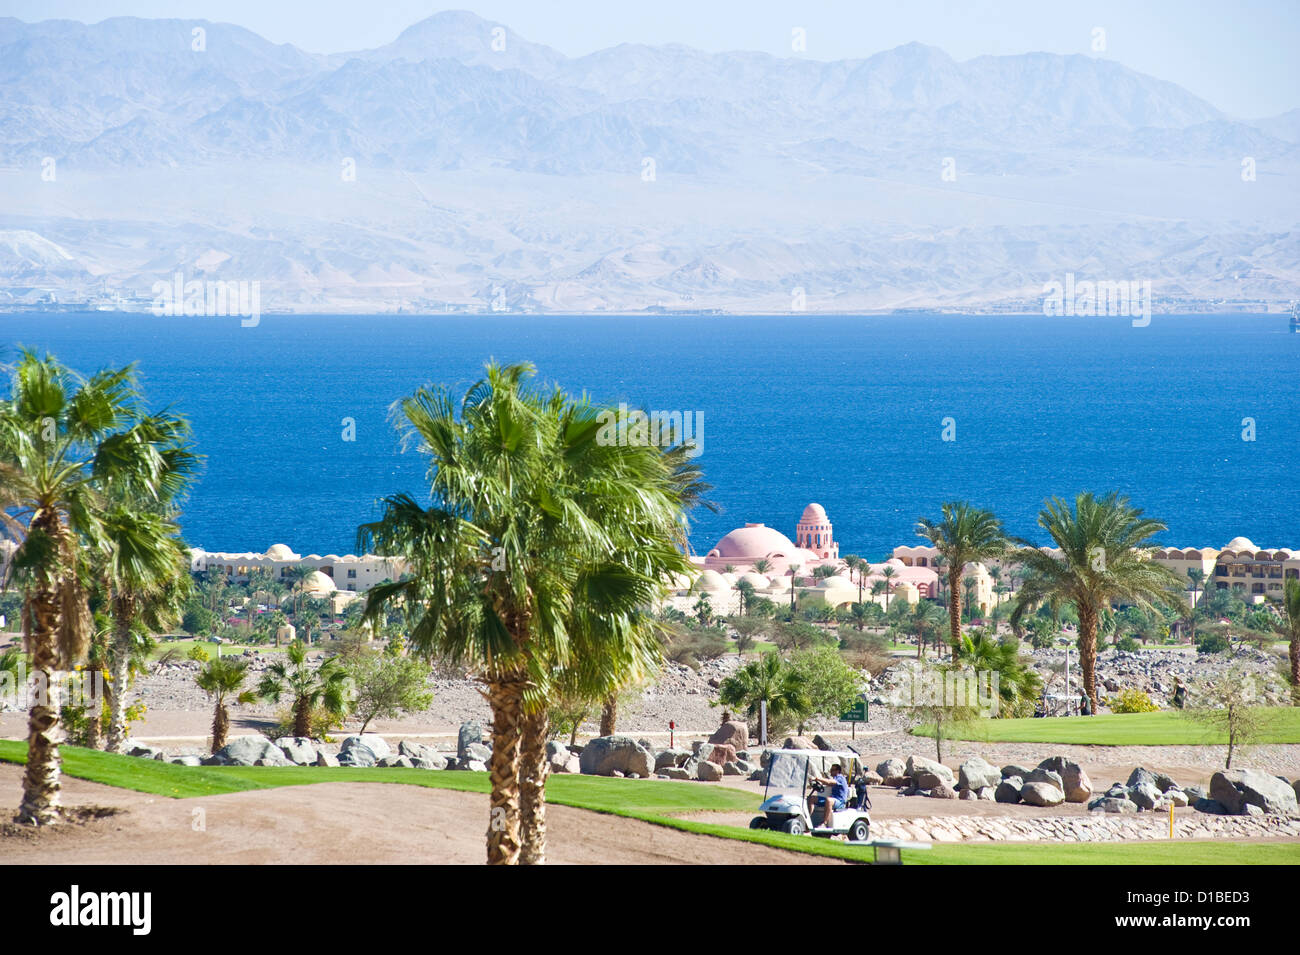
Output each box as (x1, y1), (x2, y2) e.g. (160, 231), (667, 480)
(189, 544), (401, 600)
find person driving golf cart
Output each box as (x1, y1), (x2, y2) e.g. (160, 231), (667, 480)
(807, 763), (849, 828)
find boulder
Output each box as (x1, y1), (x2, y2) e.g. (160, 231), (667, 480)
(1088, 797), (1138, 814)
(782, 736), (817, 750)
(458, 759), (488, 772)
(708, 720), (748, 752)
(696, 759), (724, 781)
(1167, 789), (1189, 808)
(1126, 767), (1159, 791)
(128, 744), (165, 760)
(1194, 798), (1228, 815)
(314, 751), (340, 768)
(457, 721), (483, 758)
(1185, 785), (1207, 802)
(215, 736), (287, 767)
(563, 754), (582, 775)
(1154, 772), (1179, 793)
(275, 737), (317, 765)
(254, 751), (293, 767)
(378, 755), (414, 768)
(959, 788), (977, 801)
(579, 735), (655, 778)
(1001, 764), (1034, 780)
(1020, 781), (1065, 807)
(906, 755), (955, 790)
(928, 783), (958, 799)
(1037, 757), (1092, 803)
(1129, 781), (1163, 810)
(876, 758), (908, 786)
(976, 786), (996, 801)
(661, 766), (691, 780)
(398, 740), (437, 762)
(699, 743), (737, 766)
(1023, 768), (1064, 793)
(337, 734), (391, 767)
(655, 748), (691, 770)
(462, 742), (492, 763)
(861, 771), (883, 786)
(1210, 769), (1300, 816)
(811, 734), (834, 751)
(994, 777), (1023, 804)
(169, 755), (202, 767)
(1294, 780), (1300, 803)
(958, 756), (1001, 792)
(723, 761), (745, 776)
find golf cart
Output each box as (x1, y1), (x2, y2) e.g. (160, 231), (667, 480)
(749, 749), (871, 841)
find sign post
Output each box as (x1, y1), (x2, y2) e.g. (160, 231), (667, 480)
(840, 699), (869, 739)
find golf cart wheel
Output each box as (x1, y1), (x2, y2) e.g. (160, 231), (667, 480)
(850, 819), (869, 842)
(749, 816), (767, 830)
(782, 817), (805, 836)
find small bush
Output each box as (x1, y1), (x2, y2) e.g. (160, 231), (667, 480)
(1109, 688), (1159, 714)
(1115, 635), (1141, 653)
(1196, 632), (1231, 655)
(187, 645), (211, 663)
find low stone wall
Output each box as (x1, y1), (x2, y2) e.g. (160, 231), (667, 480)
(873, 813), (1300, 844)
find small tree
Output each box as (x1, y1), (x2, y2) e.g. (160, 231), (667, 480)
(716, 652), (808, 743)
(1185, 667), (1273, 768)
(345, 651), (433, 735)
(786, 644), (862, 734)
(256, 641), (350, 738)
(728, 615), (766, 655)
(195, 657), (255, 753)
(901, 660), (980, 762)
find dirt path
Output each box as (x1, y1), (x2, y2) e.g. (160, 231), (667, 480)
(0, 765), (836, 866)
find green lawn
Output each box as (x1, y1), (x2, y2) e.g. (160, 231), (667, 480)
(152, 638), (283, 660)
(2, 741), (1295, 865)
(913, 707), (1300, 745)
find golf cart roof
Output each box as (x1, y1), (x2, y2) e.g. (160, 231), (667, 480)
(769, 749), (860, 761)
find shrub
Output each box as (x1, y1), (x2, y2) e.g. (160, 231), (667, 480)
(187, 645), (211, 663)
(1115, 635), (1141, 653)
(1196, 632), (1231, 655)
(1109, 688), (1159, 713)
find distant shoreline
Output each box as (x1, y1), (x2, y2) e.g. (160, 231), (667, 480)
(1, 307), (1292, 319)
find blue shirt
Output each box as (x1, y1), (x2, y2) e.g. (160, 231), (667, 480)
(829, 774), (848, 801)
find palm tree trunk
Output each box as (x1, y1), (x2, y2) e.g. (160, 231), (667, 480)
(599, 693), (617, 736)
(293, 696), (312, 738)
(1289, 633), (1299, 703)
(105, 615), (133, 753)
(484, 671), (526, 865)
(1078, 605), (1099, 715)
(211, 700), (229, 754)
(519, 706), (550, 865)
(18, 587), (63, 826)
(947, 566), (963, 659)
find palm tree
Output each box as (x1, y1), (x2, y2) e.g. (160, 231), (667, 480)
(916, 503), (1008, 660)
(256, 640), (350, 738)
(841, 555), (865, 602)
(954, 630), (1043, 717)
(752, 558), (772, 575)
(196, 656), (255, 753)
(716, 652), (809, 743)
(787, 563), (802, 613)
(1282, 579), (1300, 702)
(880, 565), (898, 612)
(910, 599), (945, 659)
(0, 353), (179, 825)
(1011, 492), (1183, 713)
(962, 575), (977, 622)
(734, 578), (756, 617)
(101, 497), (195, 753)
(284, 565), (315, 619)
(358, 363), (690, 865)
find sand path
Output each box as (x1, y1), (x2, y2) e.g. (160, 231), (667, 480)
(0, 765), (836, 866)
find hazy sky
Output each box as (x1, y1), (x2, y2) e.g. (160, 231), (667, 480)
(8, 0), (1299, 117)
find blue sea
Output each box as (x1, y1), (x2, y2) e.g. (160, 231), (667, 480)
(3, 313), (1297, 557)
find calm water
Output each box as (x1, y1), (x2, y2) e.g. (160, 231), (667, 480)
(3, 313), (1297, 556)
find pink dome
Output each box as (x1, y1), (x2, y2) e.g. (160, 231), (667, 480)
(799, 503), (828, 523)
(707, 523), (799, 560)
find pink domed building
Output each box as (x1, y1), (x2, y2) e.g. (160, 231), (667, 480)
(687, 503), (937, 607)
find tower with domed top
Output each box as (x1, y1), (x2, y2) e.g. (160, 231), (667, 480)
(795, 503), (837, 559)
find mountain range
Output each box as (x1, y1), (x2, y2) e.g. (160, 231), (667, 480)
(1, 10), (1296, 313)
